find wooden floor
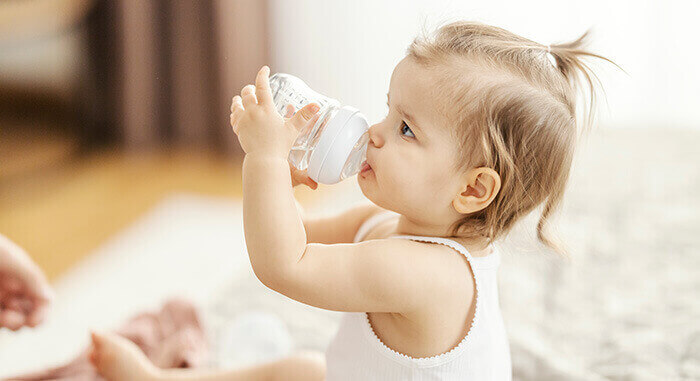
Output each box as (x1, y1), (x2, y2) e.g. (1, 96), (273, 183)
(0, 148), (251, 280)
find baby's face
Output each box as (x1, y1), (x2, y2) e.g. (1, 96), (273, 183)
(358, 57), (467, 225)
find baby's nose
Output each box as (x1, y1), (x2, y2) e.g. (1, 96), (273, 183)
(368, 124), (383, 148)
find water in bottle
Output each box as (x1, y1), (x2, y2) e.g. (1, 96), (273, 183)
(269, 73), (370, 185)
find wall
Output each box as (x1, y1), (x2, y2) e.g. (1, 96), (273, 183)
(268, 0), (700, 130)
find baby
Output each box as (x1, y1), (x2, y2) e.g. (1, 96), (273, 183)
(88, 20), (618, 380)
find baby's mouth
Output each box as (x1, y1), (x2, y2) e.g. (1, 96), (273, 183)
(360, 160), (373, 176)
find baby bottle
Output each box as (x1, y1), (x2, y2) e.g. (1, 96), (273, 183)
(269, 73), (370, 184)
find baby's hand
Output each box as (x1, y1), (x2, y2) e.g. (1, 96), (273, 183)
(285, 104), (319, 190)
(290, 163), (318, 189)
(230, 66), (321, 160)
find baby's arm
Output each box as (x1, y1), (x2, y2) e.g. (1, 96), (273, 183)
(259, 234), (452, 313)
(298, 200), (385, 244)
(260, 203), (453, 314)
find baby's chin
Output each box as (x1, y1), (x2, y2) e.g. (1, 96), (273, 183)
(357, 173), (375, 200)
(358, 173), (389, 211)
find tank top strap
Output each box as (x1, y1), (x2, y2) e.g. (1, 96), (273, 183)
(389, 234), (500, 271)
(354, 211), (500, 270)
(353, 210), (400, 243)
(388, 234), (476, 261)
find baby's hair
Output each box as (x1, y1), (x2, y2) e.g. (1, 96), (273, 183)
(407, 20), (623, 255)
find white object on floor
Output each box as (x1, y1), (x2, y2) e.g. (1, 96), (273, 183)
(210, 310), (293, 369)
(0, 194), (249, 378)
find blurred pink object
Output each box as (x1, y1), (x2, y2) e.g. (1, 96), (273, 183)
(0, 234), (54, 331)
(9, 298), (207, 380)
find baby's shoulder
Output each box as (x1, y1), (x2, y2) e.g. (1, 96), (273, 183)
(382, 237), (476, 292)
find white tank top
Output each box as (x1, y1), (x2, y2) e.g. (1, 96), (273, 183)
(324, 211), (512, 380)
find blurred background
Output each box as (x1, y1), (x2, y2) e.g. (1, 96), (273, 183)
(0, 0), (698, 380)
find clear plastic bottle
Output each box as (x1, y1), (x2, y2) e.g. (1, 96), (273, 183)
(269, 73), (370, 184)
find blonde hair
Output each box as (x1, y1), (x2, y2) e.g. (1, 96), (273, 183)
(407, 21), (623, 254)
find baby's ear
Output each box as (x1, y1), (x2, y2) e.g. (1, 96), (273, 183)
(452, 167), (501, 214)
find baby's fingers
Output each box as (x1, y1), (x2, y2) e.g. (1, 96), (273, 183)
(230, 95), (244, 133)
(284, 104), (296, 118)
(290, 166), (318, 190)
(255, 66), (273, 106)
(301, 174), (319, 190)
(240, 84), (257, 108)
(305, 177), (318, 190)
(292, 103), (320, 131)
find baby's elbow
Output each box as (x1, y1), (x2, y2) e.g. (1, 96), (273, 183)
(247, 253), (272, 286)
(249, 256), (288, 293)
(248, 244), (308, 293)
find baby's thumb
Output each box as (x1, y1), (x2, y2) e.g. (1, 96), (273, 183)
(289, 103), (320, 131)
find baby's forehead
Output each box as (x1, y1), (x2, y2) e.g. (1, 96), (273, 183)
(390, 57), (444, 99)
(389, 58), (458, 132)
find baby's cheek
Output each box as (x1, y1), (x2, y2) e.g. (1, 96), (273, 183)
(406, 166), (435, 199)
(421, 160), (449, 186)
(425, 163), (458, 199)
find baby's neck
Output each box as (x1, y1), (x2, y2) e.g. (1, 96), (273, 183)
(393, 214), (493, 256)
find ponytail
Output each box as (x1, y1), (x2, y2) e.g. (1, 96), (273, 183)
(545, 30), (626, 132)
(532, 30), (625, 255)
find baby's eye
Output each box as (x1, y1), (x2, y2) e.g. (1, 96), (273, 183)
(399, 121), (415, 138)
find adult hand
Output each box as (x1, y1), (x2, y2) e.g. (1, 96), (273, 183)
(0, 234), (54, 330)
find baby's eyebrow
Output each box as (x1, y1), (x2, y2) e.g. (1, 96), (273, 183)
(387, 92), (424, 135)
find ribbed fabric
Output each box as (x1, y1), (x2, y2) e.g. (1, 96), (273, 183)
(325, 211), (512, 380)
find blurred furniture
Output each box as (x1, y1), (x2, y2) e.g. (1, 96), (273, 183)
(0, 0), (270, 182)
(0, 149), (245, 281)
(116, 0), (269, 153)
(0, 0), (98, 180)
